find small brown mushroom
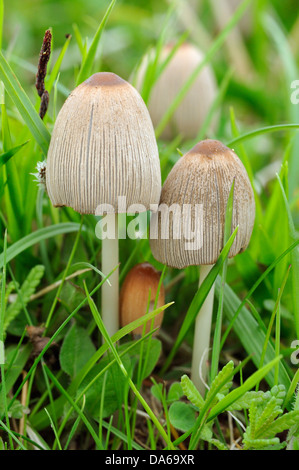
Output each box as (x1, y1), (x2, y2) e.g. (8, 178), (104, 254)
(120, 263), (165, 337)
(150, 139), (255, 393)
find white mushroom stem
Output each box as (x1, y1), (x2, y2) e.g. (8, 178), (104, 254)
(101, 213), (119, 338)
(191, 264), (215, 396)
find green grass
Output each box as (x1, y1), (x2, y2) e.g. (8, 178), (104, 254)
(0, 0), (299, 451)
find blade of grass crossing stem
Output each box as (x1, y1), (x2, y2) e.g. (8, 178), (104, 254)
(161, 226), (239, 375)
(83, 282), (175, 450)
(276, 174), (299, 339)
(0, 51), (50, 155)
(155, 0), (252, 138)
(75, 0), (116, 86)
(210, 180), (235, 383)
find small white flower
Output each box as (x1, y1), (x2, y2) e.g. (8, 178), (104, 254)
(31, 160), (47, 188)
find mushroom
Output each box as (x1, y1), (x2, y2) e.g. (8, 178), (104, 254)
(150, 139), (255, 393)
(135, 42), (218, 141)
(120, 262), (165, 337)
(46, 72), (161, 337)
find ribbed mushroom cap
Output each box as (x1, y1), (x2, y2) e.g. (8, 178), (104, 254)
(120, 263), (165, 336)
(135, 42), (218, 140)
(150, 140), (255, 268)
(46, 72), (161, 214)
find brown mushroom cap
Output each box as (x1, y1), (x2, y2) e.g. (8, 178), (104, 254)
(46, 72), (161, 214)
(150, 139), (255, 268)
(120, 263), (165, 336)
(135, 42), (218, 140)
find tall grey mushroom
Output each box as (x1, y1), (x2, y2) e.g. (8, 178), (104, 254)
(46, 72), (161, 337)
(150, 139), (255, 393)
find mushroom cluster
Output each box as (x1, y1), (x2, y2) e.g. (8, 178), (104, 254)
(45, 54), (254, 394)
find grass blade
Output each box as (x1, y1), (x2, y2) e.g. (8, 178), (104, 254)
(0, 223), (82, 270)
(0, 141), (29, 169)
(75, 0), (116, 86)
(46, 34), (72, 94)
(0, 51), (51, 155)
(226, 123), (299, 148)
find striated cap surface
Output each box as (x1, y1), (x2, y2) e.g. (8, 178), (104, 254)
(150, 139), (255, 268)
(46, 72), (161, 214)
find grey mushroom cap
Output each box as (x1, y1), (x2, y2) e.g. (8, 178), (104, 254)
(150, 140), (255, 269)
(135, 42), (218, 141)
(46, 72), (161, 214)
